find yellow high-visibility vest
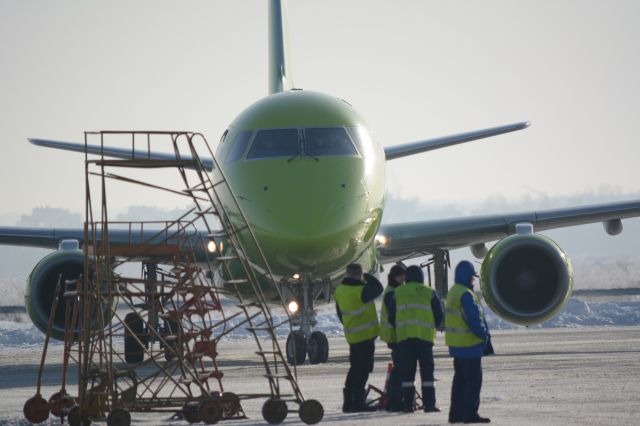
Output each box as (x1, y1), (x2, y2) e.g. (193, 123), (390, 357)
(445, 283), (485, 348)
(379, 286), (397, 344)
(394, 282), (436, 343)
(335, 284), (379, 344)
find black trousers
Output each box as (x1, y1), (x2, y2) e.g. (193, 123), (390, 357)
(450, 357), (483, 421)
(387, 343), (402, 408)
(345, 338), (375, 392)
(398, 338), (436, 408)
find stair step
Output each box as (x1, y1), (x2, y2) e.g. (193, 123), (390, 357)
(183, 182), (210, 192)
(195, 208), (218, 216)
(255, 351), (282, 355)
(225, 279), (249, 284)
(214, 256), (239, 261)
(264, 374), (292, 379)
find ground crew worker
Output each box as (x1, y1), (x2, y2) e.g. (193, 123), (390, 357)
(379, 264), (406, 412)
(445, 260), (492, 424)
(390, 265), (444, 413)
(335, 263), (383, 413)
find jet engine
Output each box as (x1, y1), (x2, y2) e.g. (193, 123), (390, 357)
(25, 250), (84, 340)
(479, 233), (573, 325)
(25, 250), (115, 341)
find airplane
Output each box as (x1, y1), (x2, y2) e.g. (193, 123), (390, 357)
(1, 0), (640, 366)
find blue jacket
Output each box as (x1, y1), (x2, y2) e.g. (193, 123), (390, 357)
(448, 282), (489, 358)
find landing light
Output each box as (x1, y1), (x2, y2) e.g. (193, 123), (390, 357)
(207, 240), (217, 253)
(292, 273), (300, 280)
(288, 300), (299, 313)
(375, 234), (389, 247)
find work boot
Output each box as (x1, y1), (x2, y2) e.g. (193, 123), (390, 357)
(386, 393), (404, 412)
(463, 416), (490, 423)
(342, 387), (352, 413)
(351, 388), (377, 412)
(401, 386), (415, 413)
(422, 386), (440, 412)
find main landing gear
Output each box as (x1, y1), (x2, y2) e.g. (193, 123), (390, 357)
(283, 277), (330, 365)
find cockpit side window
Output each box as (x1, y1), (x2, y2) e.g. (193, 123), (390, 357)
(247, 128), (300, 159)
(304, 128), (358, 157)
(219, 129), (228, 144)
(225, 131), (253, 164)
(346, 127), (374, 158)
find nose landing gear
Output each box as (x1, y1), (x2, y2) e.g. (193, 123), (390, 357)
(283, 277), (331, 365)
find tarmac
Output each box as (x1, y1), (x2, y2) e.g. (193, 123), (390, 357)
(1, 326), (639, 425)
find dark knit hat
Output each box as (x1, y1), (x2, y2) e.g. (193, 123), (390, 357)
(346, 263), (363, 277)
(405, 265), (424, 284)
(388, 264), (406, 280)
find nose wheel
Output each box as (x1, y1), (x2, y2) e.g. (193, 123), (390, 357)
(307, 331), (329, 364)
(283, 275), (331, 365)
(285, 330), (329, 365)
(286, 331), (307, 365)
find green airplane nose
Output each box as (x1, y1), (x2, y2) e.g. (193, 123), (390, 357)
(230, 156), (378, 275)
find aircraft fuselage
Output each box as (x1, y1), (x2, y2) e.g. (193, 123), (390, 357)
(215, 90), (386, 284)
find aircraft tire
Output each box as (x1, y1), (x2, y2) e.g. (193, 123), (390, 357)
(124, 313), (144, 364)
(286, 331), (307, 365)
(307, 331), (329, 364)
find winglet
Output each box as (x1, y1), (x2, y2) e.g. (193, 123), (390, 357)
(384, 121), (530, 161)
(269, 0), (294, 93)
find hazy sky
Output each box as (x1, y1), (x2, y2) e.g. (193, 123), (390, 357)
(1, 0), (639, 216)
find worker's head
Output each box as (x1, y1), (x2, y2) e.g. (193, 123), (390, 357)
(454, 260), (478, 286)
(345, 263), (363, 280)
(405, 265), (424, 284)
(388, 264), (406, 286)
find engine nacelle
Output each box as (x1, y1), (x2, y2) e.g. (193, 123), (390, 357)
(25, 250), (116, 341)
(25, 250), (84, 340)
(480, 234), (573, 326)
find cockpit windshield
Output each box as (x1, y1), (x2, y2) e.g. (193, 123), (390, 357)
(247, 128), (300, 159)
(242, 127), (363, 160)
(304, 128), (358, 157)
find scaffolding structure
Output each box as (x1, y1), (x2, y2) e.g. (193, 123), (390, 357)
(23, 131), (323, 426)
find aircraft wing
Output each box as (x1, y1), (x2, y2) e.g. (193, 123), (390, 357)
(384, 121), (530, 161)
(376, 199), (640, 262)
(29, 138), (214, 171)
(0, 227), (205, 250)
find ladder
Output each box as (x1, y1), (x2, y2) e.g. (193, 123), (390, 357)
(169, 132), (304, 403)
(69, 130), (323, 425)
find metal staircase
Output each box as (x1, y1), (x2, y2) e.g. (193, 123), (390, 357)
(23, 131), (323, 426)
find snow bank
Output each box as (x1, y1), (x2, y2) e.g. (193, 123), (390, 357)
(1, 298), (639, 347)
(483, 298), (640, 330)
(0, 320), (47, 346)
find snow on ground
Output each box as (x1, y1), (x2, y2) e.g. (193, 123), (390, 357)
(2, 328), (640, 425)
(0, 320), (47, 346)
(1, 297), (640, 348)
